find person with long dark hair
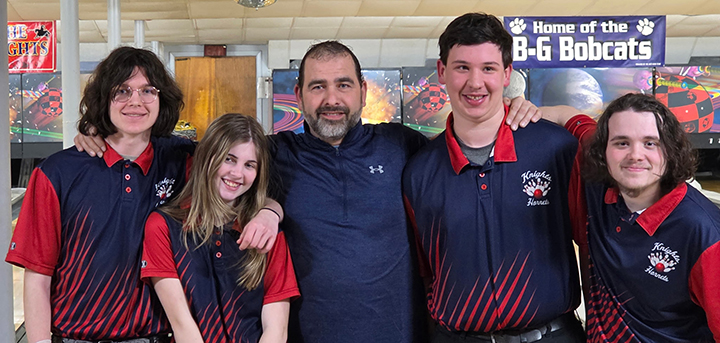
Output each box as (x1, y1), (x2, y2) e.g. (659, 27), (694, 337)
(548, 93), (720, 342)
(6, 46), (192, 343)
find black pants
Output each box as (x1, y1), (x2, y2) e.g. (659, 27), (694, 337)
(431, 316), (586, 343)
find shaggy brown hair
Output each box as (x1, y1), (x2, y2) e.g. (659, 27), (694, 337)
(77, 46), (183, 138)
(584, 93), (697, 195)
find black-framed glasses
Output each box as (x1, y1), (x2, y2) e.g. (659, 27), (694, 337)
(112, 86), (160, 103)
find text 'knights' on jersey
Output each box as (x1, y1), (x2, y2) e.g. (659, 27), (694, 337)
(6, 136), (193, 340)
(403, 110), (582, 332)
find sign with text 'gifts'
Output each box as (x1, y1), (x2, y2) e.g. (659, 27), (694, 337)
(504, 16), (665, 68)
(8, 21), (56, 73)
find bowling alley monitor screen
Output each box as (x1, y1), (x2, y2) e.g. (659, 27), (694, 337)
(527, 67), (653, 119)
(272, 69), (402, 134)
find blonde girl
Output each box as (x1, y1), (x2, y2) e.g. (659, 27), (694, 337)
(141, 113), (299, 343)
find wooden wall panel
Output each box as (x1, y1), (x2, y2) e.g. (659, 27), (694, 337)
(214, 57), (256, 119)
(175, 56), (256, 140)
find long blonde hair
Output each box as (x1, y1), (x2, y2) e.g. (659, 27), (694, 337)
(163, 113), (270, 290)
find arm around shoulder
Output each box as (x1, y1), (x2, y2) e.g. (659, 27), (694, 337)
(237, 199), (283, 253)
(539, 105), (583, 127)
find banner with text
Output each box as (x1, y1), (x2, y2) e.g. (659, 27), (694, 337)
(504, 16), (665, 68)
(9, 21), (56, 73)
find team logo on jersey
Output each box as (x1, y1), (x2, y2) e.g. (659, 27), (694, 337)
(141, 260), (147, 268)
(10, 242), (15, 250)
(369, 165), (384, 174)
(521, 170), (551, 206)
(155, 177), (176, 206)
(645, 242), (679, 282)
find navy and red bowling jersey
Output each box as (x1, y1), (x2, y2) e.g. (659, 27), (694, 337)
(565, 114), (720, 342)
(270, 121), (429, 343)
(141, 211), (300, 343)
(6, 136), (193, 340)
(403, 110), (582, 332)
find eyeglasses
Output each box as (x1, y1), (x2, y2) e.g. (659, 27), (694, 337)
(112, 86), (160, 103)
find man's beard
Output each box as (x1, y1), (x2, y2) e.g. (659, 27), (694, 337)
(305, 105), (362, 144)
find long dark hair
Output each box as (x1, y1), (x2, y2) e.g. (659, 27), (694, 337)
(78, 46), (183, 138)
(584, 93), (697, 194)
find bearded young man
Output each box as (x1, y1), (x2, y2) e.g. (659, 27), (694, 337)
(547, 93), (720, 342)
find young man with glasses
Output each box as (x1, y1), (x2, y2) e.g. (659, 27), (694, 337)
(6, 46), (194, 343)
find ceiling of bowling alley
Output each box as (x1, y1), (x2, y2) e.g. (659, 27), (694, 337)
(7, 0), (720, 44)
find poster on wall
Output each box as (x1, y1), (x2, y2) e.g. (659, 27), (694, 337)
(8, 21), (56, 73)
(271, 69), (402, 134)
(654, 66), (720, 133)
(528, 67), (652, 119)
(21, 73), (63, 142)
(504, 16), (665, 69)
(402, 67), (452, 136)
(272, 70), (302, 134)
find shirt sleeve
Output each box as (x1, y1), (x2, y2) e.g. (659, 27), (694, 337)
(5, 168), (61, 276)
(263, 231), (300, 304)
(565, 114), (596, 247)
(565, 114), (597, 146)
(689, 240), (720, 341)
(141, 212), (179, 281)
(185, 155), (193, 183)
(564, 114), (596, 300)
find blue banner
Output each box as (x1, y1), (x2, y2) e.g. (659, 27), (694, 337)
(504, 16), (665, 68)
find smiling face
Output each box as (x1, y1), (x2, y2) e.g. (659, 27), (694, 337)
(108, 67), (159, 141)
(215, 140), (258, 205)
(294, 54), (366, 146)
(606, 109), (666, 201)
(437, 43), (511, 127)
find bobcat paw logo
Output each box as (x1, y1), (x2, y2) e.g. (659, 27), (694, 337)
(636, 18), (655, 36)
(648, 252), (676, 272)
(509, 18), (526, 35)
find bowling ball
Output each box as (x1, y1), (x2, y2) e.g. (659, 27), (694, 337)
(655, 75), (712, 133)
(418, 83), (448, 113)
(39, 88), (63, 117)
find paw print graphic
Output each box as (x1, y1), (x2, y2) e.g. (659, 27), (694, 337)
(636, 18), (655, 36)
(509, 18), (526, 35)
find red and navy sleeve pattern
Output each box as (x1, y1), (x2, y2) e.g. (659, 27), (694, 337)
(689, 240), (720, 341)
(157, 210), (290, 343)
(585, 183), (720, 342)
(5, 138), (191, 340)
(565, 114), (596, 247)
(262, 231), (300, 304)
(141, 212), (180, 280)
(403, 112), (582, 332)
(6, 168), (62, 275)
